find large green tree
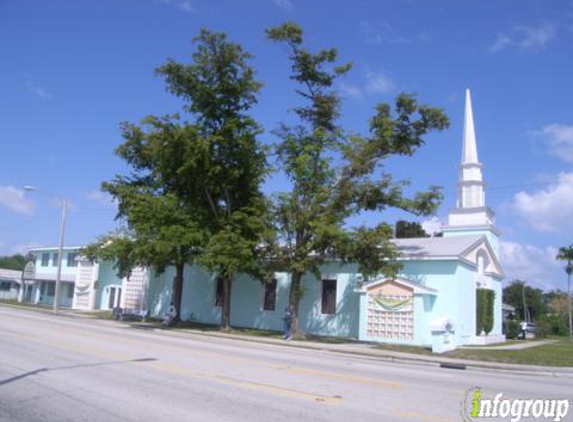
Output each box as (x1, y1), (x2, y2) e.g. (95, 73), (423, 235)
(503, 280), (546, 322)
(84, 29), (267, 327)
(266, 22), (449, 337)
(556, 244), (573, 338)
(395, 220), (428, 239)
(0, 254), (33, 271)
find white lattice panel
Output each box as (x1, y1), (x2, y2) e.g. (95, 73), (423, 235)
(367, 294), (414, 340)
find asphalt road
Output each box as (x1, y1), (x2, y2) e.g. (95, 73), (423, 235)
(0, 306), (571, 422)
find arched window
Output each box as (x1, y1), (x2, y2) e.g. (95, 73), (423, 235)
(476, 250), (489, 275)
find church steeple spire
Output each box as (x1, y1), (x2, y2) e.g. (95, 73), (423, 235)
(446, 89), (496, 229)
(462, 89), (479, 164)
(443, 89), (499, 256)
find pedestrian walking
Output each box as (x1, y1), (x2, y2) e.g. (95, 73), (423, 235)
(283, 307), (292, 340)
(163, 302), (177, 327)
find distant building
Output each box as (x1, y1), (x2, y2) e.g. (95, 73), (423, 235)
(0, 268), (22, 300)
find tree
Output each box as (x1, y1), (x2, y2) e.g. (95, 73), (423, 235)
(83, 29), (266, 327)
(395, 220), (428, 238)
(0, 254), (33, 271)
(266, 22), (449, 337)
(503, 280), (546, 322)
(157, 29), (269, 330)
(556, 244), (573, 339)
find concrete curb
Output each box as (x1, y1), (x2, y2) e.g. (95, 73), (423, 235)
(2, 302), (573, 377)
(146, 325), (573, 378)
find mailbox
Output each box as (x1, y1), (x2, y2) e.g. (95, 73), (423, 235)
(430, 317), (456, 354)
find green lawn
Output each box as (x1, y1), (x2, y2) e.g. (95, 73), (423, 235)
(0, 299), (54, 310)
(376, 339), (573, 367)
(445, 340), (573, 367)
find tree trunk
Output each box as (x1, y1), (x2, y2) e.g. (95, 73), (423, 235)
(288, 270), (303, 338)
(221, 275), (233, 331)
(171, 261), (185, 324)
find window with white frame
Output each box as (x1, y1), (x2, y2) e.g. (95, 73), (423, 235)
(41, 253), (50, 267)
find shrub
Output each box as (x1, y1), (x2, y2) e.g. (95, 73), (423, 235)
(484, 290), (495, 334)
(538, 315), (568, 337)
(476, 288), (495, 335)
(504, 320), (520, 339)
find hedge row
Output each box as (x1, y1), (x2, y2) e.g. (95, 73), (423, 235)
(476, 288), (495, 335)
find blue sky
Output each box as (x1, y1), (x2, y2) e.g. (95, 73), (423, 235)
(1, 0), (572, 291)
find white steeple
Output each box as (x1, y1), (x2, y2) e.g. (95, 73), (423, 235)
(462, 89), (479, 164)
(447, 89), (495, 228)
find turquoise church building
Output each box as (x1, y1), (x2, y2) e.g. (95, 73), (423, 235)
(21, 90), (504, 351)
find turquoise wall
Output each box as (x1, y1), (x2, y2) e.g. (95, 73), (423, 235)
(146, 262), (362, 338)
(95, 261), (124, 309)
(398, 260), (476, 346)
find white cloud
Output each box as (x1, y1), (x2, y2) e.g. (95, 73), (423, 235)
(272, 0), (293, 11)
(488, 23), (556, 52)
(536, 123), (573, 163)
(0, 186), (35, 215)
(421, 216), (444, 237)
(11, 242), (43, 255)
(365, 70), (394, 94)
(499, 240), (561, 290)
(157, 0), (196, 13)
(358, 21), (410, 45)
(511, 172), (573, 233)
(488, 32), (512, 52)
(86, 190), (116, 207)
(177, 0), (195, 13)
(24, 78), (52, 99)
(339, 83), (363, 101)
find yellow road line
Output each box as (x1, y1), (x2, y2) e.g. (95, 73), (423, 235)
(13, 332), (342, 404)
(23, 323), (404, 390)
(149, 360), (342, 403)
(279, 366), (403, 389)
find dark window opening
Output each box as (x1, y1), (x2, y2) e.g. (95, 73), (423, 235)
(321, 279), (337, 315)
(41, 253), (49, 267)
(0, 281), (11, 291)
(214, 277), (224, 307)
(67, 253), (78, 267)
(67, 284), (75, 299)
(52, 253), (59, 267)
(47, 282), (55, 296)
(263, 279), (277, 311)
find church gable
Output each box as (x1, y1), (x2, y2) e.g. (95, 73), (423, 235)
(362, 277), (437, 295)
(461, 238), (503, 279)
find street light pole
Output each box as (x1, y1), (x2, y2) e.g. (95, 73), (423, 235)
(566, 262), (573, 341)
(54, 198), (67, 314)
(24, 186), (67, 314)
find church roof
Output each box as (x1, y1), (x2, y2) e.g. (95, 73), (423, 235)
(392, 235), (483, 259)
(392, 235), (504, 279)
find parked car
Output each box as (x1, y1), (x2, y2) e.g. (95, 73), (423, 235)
(525, 322), (536, 339)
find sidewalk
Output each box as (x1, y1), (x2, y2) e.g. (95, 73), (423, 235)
(3, 302), (573, 377)
(459, 340), (557, 351)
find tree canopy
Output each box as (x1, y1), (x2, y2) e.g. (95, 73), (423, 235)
(0, 254), (33, 271)
(266, 22), (449, 336)
(395, 220), (428, 239)
(83, 29), (268, 327)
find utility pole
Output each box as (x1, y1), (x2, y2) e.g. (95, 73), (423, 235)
(566, 262), (572, 341)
